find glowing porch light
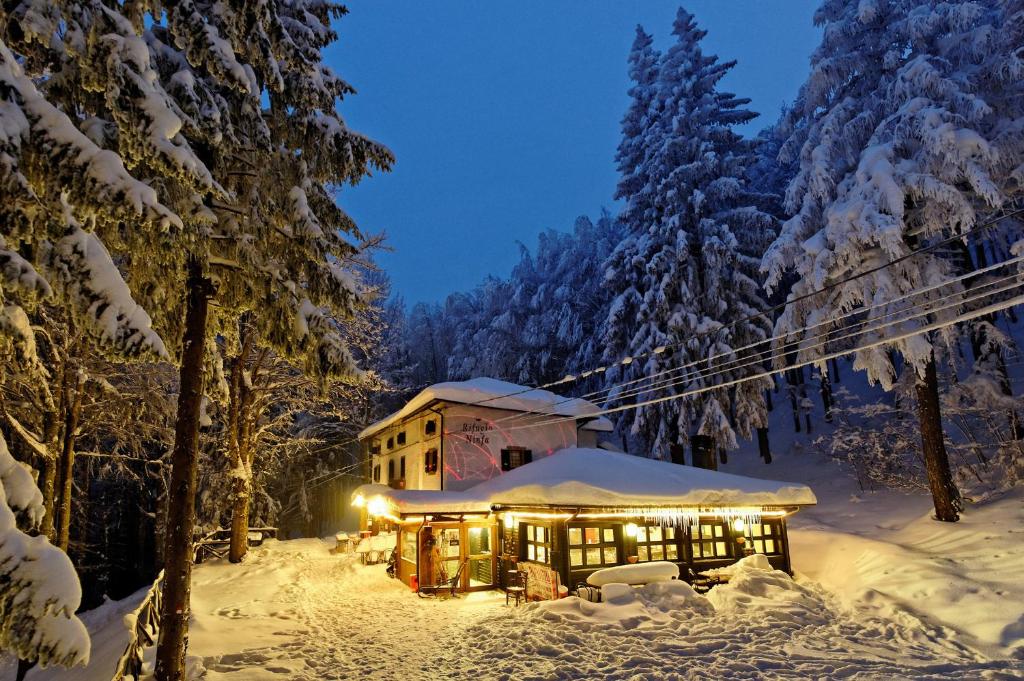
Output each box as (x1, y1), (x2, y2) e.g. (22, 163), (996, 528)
(352, 493), (365, 508)
(732, 517), (746, 533)
(624, 522), (639, 537)
(366, 496), (389, 518)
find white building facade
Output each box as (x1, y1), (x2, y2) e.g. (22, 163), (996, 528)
(358, 378), (614, 492)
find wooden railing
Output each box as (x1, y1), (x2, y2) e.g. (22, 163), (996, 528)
(110, 570), (164, 681)
(109, 526), (277, 680)
(193, 526), (278, 563)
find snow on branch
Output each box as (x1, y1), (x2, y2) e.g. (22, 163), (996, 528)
(44, 204), (168, 360)
(0, 41), (181, 229)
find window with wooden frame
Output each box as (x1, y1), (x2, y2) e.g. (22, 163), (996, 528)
(522, 523), (551, 564)
(635, 523), (680, 562)
(690, 521), (730, 560)
(387, 459), (395, 482)
(424, 447), (439, 475)
(397, 431), (406, 446)
(425, 419), (437, 436)
(399, 456), (406, 480)
(745, 519), (783, 555)
(501, 447), (532, 472)
(567, 524), (619, 569)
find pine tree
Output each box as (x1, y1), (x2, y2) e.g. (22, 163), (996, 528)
(762, 0), (1024, 521)
(603, 10), (774, 459)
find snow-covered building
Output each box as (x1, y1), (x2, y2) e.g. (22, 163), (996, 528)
(353, 448), (816, 596)
(357, 378), (614, 492)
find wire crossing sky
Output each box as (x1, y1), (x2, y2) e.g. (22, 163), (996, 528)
(328, 1), (822, 304)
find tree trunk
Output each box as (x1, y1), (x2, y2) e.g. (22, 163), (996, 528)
(914, 356), (962, 522)
(829, 357), (841, 383)
(756, 427), (772, 464)
(227, 334), (256, 563)
(38, 410), (59, 541)
(820, 372), (833, 423)
(155, 264), (213, 681)
(56, 372), (84, 551)
(229, 477), (251, 563)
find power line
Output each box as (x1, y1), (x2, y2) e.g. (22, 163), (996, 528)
(490, 260), (1024, 429)
(434, 204), (1024, 417)
(498, 279), (1024, 433)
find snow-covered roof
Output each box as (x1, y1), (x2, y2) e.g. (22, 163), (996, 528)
(358, 377), (614, 440)
(354, 447), (817, 514)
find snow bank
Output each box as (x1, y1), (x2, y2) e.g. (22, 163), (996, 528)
(359, 377), (613, 439)
(706, 555), (827, 624)
(532, 579), (714, 629)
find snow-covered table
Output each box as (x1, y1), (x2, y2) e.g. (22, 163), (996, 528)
(586, 561), (679, 587)
(355, 532), (395, 564)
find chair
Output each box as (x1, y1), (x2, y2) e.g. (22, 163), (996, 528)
(687, 568), (727, 594)
(506, 570), (527, 606)
(418, 559), (468, 598)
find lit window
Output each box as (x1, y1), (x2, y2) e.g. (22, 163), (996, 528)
(635, 523), (680, 562)
(691, 522), (730, 560)
(424, 448), (439, 475)
(522, 523), (551, 565)
(501, 447), (532, 471)
(568, 524), (618, 568)
(745, 520), (782, 555)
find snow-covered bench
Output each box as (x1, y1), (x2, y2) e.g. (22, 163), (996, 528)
(586, 561), (680, 587)
(576, 562), (680, 602)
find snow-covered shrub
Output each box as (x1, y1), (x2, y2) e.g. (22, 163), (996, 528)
(818, 387), (929, 493)
(0, 434), (88, 668)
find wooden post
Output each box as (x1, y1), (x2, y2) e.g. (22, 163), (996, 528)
(155, 262), (214, 681)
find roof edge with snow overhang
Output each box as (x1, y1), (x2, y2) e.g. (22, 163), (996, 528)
(358, 377), (614, 441)
(352, 447), (817, 516)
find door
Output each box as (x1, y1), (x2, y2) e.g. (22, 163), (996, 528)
(464, 522), (495, 590)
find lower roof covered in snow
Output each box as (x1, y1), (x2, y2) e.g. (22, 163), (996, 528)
(358, 377), (614, 440)
(354, 448), (817, 515)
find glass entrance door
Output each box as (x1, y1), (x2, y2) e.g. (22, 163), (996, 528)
(432, 525), (462, 585)
(465, 523), (494, 589)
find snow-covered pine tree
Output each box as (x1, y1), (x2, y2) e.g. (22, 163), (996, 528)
(134, 5), (393, 677)
(762, 0), (1024, 522)
(603, 9), (774, 460)
(523, 213), (625, 386)
(0, 0), (213, 666)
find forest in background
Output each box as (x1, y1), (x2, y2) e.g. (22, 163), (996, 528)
(0, 1), (1021, 679)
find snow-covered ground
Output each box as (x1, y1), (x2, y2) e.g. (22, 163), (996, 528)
(180, 529), (1019, 680)
(11, 378), (1024, 680)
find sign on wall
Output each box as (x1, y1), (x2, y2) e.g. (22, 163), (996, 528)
(442, 408), (579, 491)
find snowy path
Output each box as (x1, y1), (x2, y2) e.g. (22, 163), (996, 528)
(190, 539), (501, 680)
(186, 539), (1022, 680)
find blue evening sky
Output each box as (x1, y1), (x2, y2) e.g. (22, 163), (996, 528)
(327, 1), (821, 304)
